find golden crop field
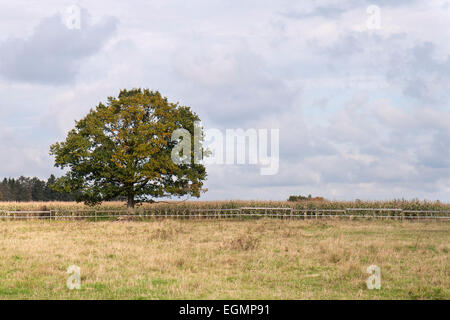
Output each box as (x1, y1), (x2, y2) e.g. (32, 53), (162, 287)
(0, 200), (449, 212)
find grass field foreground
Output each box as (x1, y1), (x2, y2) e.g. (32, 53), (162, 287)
(0, 219), (448, 299)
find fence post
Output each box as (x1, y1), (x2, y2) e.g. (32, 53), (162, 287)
(95, 210), (97, 222)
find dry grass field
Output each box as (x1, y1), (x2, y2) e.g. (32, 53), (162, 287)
(0, 218), (448, 299)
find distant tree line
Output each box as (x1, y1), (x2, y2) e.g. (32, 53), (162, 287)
(0, 175), (76, 202)
(287, 195), (325, 202)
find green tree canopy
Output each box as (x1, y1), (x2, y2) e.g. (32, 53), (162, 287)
(50, 88), (207, 208)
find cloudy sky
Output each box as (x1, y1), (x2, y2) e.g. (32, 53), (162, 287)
(0, 0), (449, 201)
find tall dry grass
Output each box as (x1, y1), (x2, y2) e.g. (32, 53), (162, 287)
(0, 199), (448, 212)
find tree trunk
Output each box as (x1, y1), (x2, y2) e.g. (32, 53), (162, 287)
(127, 193), (135, 209)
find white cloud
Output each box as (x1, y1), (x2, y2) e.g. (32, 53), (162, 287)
(0, 9), (117, 85)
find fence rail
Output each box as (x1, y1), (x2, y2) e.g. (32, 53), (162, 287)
(0, 207), (449, 221)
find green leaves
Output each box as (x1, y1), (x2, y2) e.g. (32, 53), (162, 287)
(50, 88), (207, 207)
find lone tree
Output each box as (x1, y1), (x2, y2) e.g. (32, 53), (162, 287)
(50, 88), (207, 208)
